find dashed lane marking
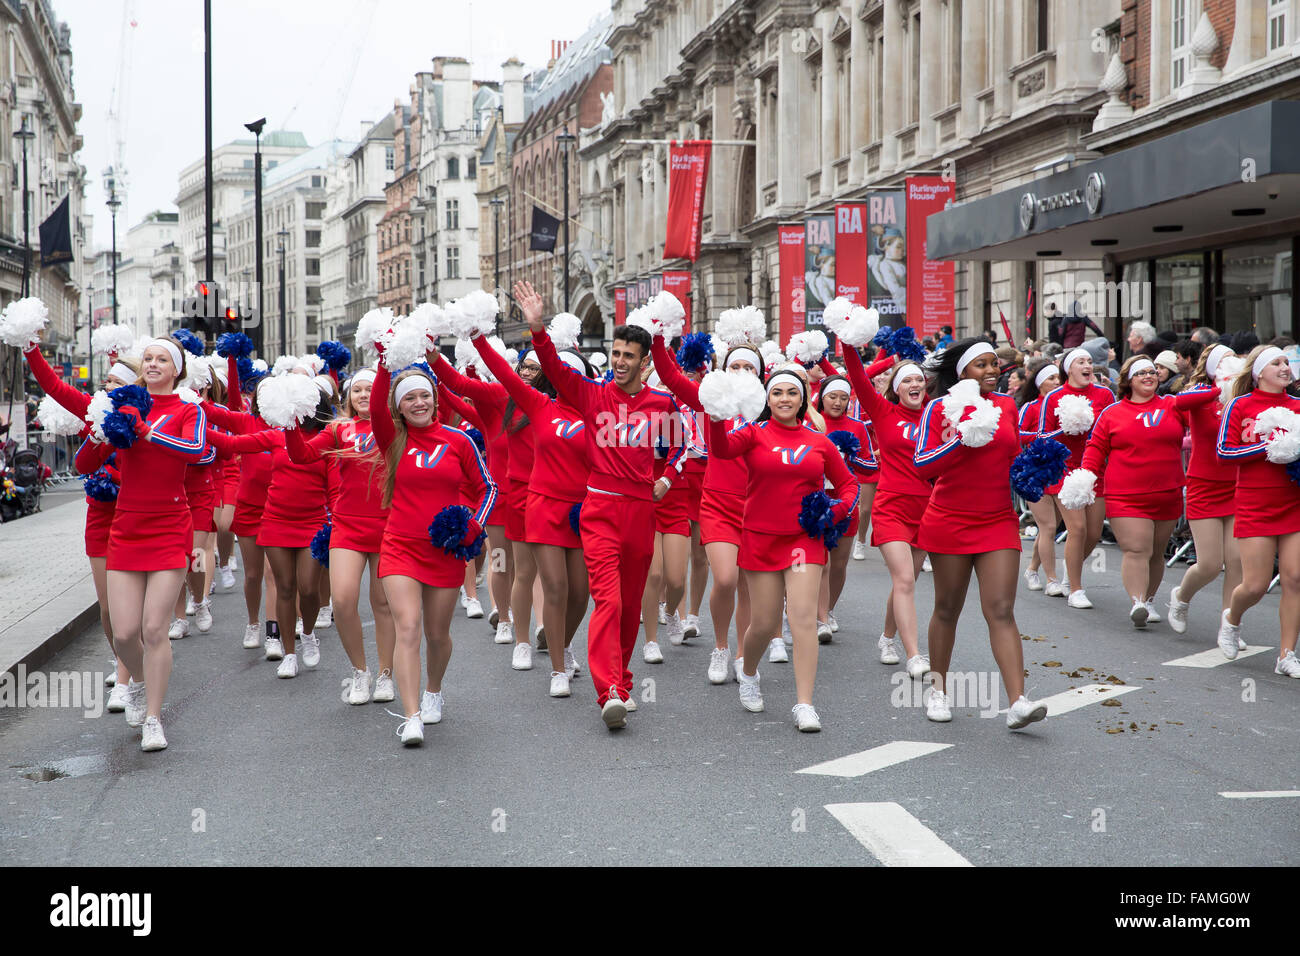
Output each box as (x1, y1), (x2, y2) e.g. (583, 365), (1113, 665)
(825, 802), (972, 867)
(797, 741), (953, 778)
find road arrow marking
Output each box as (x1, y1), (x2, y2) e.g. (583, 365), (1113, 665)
(797, 740), (952, 778)
(825, 802), (972, 867)
(1162, 646), (1270, 668)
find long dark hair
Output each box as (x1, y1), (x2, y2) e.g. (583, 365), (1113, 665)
(815, 374), (851, 415)
(755, 374), (809, 423)
(928, 336), (987, 398)
(1017, 357), (1058, 408)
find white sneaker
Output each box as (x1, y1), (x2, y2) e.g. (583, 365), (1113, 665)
(817, 620), (833, 644)
(209, 581), (216, 595)
(345, 668), (371, 705)
(124, 680), (147, 727)
(219, 565), (236, 590)
(512, 642), (534, 670)
(1067, 589), (1093, 609)
(535, 625), (548, 651)
(1025, 569), (1043, 591)
(684, 614), (700, 639)
(140, 716), (167, 752)
(878, 633), (901, 665)
(300, 633), (320, 668)
(398, 714), (424, 746)
(921, 557), (932, 573)
(852, 540), (867, 560)
(1217, 610), (1241, 660)
(315, 604), (333, 630)
(707, 648), (730, 684)
(768, 637), (789, 663)
(185, 595), (197, 616)
(905, 654), (930, 679)
(243, 624), (261, 649)
(1006, 695), (1048, 729)
(459, 587), (468, 608)
(665, 613), (685, 646)
(1044, 579), (1065, 597)
(550, 671), (571, 697)
(564, 647), (581, 678)
(195, 600), (213, 633)
(1238, 635), (1248, 651)
(295, 619), (304, 637)
(657, 602), (667, 625)
(624, 693), (637, 712)
(277, 653), (299, 678)
(494, 622), (513, 644)
(1144, 601), (1162, 623)
(792, 702), (822, 732)
(828, 612), (839, 633)
(227, 554), (238, 573)
(1167, 586), (1189, 634)
(372, 669), (395, 702)
(264, 636), (284, 661)
(643, 640), (663, 664)
(1276, 650), (1300, 678)
(601, 690), (628, 729)
(1130, 598), (1149, 629)
(106, 682), (128, 713)
(738, 671), (764, 712)
(168, 618), (189, 641)
(465, 597), (484, 619)
(925, 687), (952, 722)
(420, 690), (444, 724)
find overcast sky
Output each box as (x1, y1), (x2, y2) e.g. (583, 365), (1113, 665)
(62, 0), (611, 250)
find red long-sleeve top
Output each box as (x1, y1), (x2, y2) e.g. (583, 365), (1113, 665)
(428, 352), (515, 486)
(1017, 398), (1044, 446)
(533, 327), (685, 500)
(1036, 381), (1116, 470)
(1217, 389), (1300, 503)
(836, 348), (930, 497)
(371, 363), (497, 536)
(284, 418), (386, 522)
(913, 392), (1021, 516)
(206, 427), (330, 530)
(1079, 389), (1217, 495)
(707, 417), (859, 535)
(820, 410), (878, 480)
(1181, 384), (1237, 483)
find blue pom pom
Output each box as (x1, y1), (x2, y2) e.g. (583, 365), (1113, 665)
(109, 384), (152, 417)
(215, 332), (253, 358)
(428, 504), (485, 561)
(1287, 459), (1300, 488)
(676, 332), (715, 371)
(1010, 437), (1071, 503)
(823, 515), (852, 550)
(602, 369), (614, 383)
(101, 411), (138, 449)
(236, 355), (254, 383)
(797, 490), (836, 542)
(316, 340), (352, 372)
(888, 326), (927, 363)
(397, 360), (436, 381)
(171, 328), (205, 357)
(464, 426), (485, 454)
(827, 429), (860, 460)
(569, 502), (582, 535)
(872, 325), (894, 348)
(310, 522), (331, 567)
(82, 470), (119, 502)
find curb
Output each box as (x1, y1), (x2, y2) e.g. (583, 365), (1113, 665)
(0, 575), (101, 678)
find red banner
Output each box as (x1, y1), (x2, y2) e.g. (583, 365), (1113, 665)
(905, 176), (956, 338)
(614, 286), (627, 325)
(778, 223), (806, 347)
(835, 203), (868, 305)
(662, 270), (691, 334)
(663, 141), (711, 262)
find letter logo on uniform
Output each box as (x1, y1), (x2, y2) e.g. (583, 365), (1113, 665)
(552, 418), (585, 439)
(1138, 409), (1165, 428)
(898, 422), (920, 441)
(354, 433), (376, 453)
(407, 446), (448, 469)
(776, 444), (810, 466)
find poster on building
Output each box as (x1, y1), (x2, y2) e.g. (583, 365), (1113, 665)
(615, 286), (627, 324)
(804, 215), (835, 332)
(637, 278), (651, 306)
(649, 273), (663, 298)
(865, 190), (906, 322)
(778, 224), (806, 347)
(905, 176), (956, 338)
(662, 270), (691, 335)
(835, 203), (868, 305)
(663, 141), (712, 262)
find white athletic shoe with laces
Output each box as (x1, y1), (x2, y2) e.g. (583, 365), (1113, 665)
(738, 671), (764, 712)
(906, 655), (930, 679)
(243, 624), (261, 649)
(106, 683), (128, 713)
(397, 714), (424, 746)
(1067, 589), (1093, 609)
(1129, 598), (1149, 629)
(1044, 579), (1065, 597)
(314, 604), (333, 630)
(733, 657), (744, 683)
(878, 634), (901, 665)
(564, 647), (581, 678)
(195, 600), (213, 633)
(124, 680), (147, 727)
(792, 703), (822, 732)
(1144, 601), (1162, 623)
(300, 633), (320, 668)
(642, 640), (664, 664)
(264, 636), (284, 661)
(550, 671), (571, 697)
(707, 648), (730, 685)
(925, 687), (952, 722)
(372, 669), (395, 702)
(852, 540), (867, 560)
(601, 688), (628, 729)
(828, 612), (839, 633)
(219, 565), (236, 590)
(767, 637), (788, 663)
(343, 668), (371, 705)
(185, 595), (197, 616)
(1024, 569), (1043, 591)
(512, 643), (533, 670)
(1006, 695), (1048, 730)
(658, 602), (667, 625)
(420, 690), (444, 724)
(140, 716), (168, 752)
(465, 597), (484, 619)
(1167, 586), (1190, 633)
(921, 557), (932, 573)
(494, 622), (513, 644)
(817, 620), (833, 644)
(168, 618), (189, 640)
(665, 613), (685, 646)
(684, 614), (700, 639)
(105, 665), (116, 688)
(1216, 610), (1241, 661)
(1276, 650), (1300, 678)
(277, 653), (299, 679)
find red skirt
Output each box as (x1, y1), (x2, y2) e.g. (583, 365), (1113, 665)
(505, 477), (529, 542)
(684, 466), (705, 522)
(871, 489), (930, 548)
(379, 532), (465, 588)
(1235, 491), (1300, 539)
(1106, 488), (1184, 521)
(188, 484), (217, 535)
(699, 488), (744, 547)
(331, 510), (386, 554)
(656, 485), (691, 536)
(107, 507), (191, 572)
(85, 500), (114, 559)
(1186, 477), (1235, 521)
(257, 511), (326, 549)
(740, 529), (827, 572)
(916, 500), (1022, 555)
(221, 467), (241, 508)
(230, 500), (263, 538)
(526, 490), (580, 549)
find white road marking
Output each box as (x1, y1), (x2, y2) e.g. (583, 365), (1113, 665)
(797, 741), (953, 778)
(825, 802), (972, 867)
(1162, 646), (1271, 668)
(1218, 790), (1300, 799)
(1004, 683), (1138, 717)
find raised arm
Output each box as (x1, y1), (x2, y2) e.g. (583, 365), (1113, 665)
(371, 362), (396, 452)
(285, 422), (337, 464)
(23, 345), (91, 417)
(470, 334), (548, 421)
(515, 279), (598, 415)
(226, 355), (245, 412)
(438, 383), (486, 433)
(650, 334), (703, 413)
(427, 349), (507, 409)
(841, 347), (898, 422)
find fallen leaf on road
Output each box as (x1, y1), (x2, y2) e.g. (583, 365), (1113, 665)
(1043, 661), (1062, 667)
(1100, 699), (1121, 707)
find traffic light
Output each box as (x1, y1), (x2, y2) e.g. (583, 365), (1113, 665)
(181, 281), (223, 340)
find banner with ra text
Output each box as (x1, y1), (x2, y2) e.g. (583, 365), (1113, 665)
(663, 141), (711, 262)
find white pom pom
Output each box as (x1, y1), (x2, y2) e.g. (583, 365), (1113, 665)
(549, 312), (582, 350)
(182, 357), (212, 391)
(409, 302), (450, 344)
(175, 386), (201, 405)
(356, 307), (395, 352)
(697, 368), (766, 422)
(504, 348), (519, 365)
(447, 289), (499, 340)
(1214, 356), (1245, 398)
(734, 369), (767, 421)
(272, 356), (298, 377)
(91, 324), (136, 357)
(941, 385), (1001, 448)
(821, 297), (854, 333)
(0, 296), (49, 348)
(589, 351), (607, 369)
(85, 390), (113, 440)
(251, 359), (269, 374)
(716, 306), (766, 346)
(1055, 393), (1095, 435)
(379, 322), (429, 370)
(1253, 406), (1300, 463)
(454, 337), (477, 371)
(298, 355), (325, 375)
(785, 330), (829, 365)
(625, 305), (656, 336)
(36, 395), (86, 436)
(837, 306), (880, 348)
(1058, 468), (1098, 510)
(712, 335), (731, 363)
(647, 291), (686, 341)
(759, 340), (783, 370)
(257, 373), (322, 428)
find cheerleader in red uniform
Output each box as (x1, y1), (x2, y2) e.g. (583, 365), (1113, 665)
(75, 338), (208, 752)
(370, 360), (498, 745)
(283, 367), (395, 704)
(208, 360), (241, 590)
(470, 331), (591, 695)
(169, 362), (220, 640)
(1066, 357), (1218, 627)
(1017, 360), (1063, 595)
(1167, 344), (1244, 639)
(1216, 346), (1300, 675)
(913, 340), (1047, 729)
(836, 346), (932, 678)
(708, 370), (858, 731)
(1036, 348), (1116, 608)
(436, 384), (489, 615)
(651, 335), (758, 685)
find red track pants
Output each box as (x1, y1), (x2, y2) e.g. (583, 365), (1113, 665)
(580, 490), (656, 706)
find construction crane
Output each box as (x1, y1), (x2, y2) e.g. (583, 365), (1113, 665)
(103, 1), (137, 222)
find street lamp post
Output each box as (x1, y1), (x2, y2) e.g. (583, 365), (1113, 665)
(277, 227), (288, 356)
(489, 197), (504, 298)
(556, 127), (576, 315)
(13, 117), (34, 296)
(244, 118), (266, 354)
(106, 178), (121, 327)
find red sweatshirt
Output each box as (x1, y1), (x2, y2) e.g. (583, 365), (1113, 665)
(707, 417), (858, 534)
(913, 392), (1021, 517)
(1080, 389), (1217, 495)
(429, 352), (513, 486)
(533, 327), (684, 500)
(1182, 385), (1237, 483)
(837, 348), (930, 497)
(285, 418), (386, 522)
(207, 427), (329, 530)
(1036, 381), (1116, 470)
(1217, 389), (1300, 500)
(820, 409), (878, 480)
(1017, 397), (1044, 446)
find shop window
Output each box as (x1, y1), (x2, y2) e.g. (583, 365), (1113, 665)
(1154, 254), (1202, 337)
(1219, 238), (1292, 343)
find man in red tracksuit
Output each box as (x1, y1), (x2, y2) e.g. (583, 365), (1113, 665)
(515, 281), (685, 730)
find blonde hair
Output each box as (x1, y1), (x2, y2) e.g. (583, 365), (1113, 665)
(1231, 345), (1280, 399)
(381, 370), (438, 509)
(106, 356), (141, 386)
(136, 344), (186, 388)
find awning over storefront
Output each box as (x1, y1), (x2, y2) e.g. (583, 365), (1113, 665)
(927, 100), (1300, 262)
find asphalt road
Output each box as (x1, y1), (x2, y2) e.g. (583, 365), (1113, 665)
(2, 538), (1296, 866)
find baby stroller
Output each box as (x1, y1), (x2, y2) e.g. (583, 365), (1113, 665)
(1, 443), (42, 519)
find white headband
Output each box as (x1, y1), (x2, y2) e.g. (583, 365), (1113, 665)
(1127, 359), (1156, 378)
(558, 350), (587, 374)
(210, 362), (228, 386)
(892, 362), (924, 389)
(766, 371), (805, 396)
(107, 362), (137, 384)
(725, 347), (761, 372)
(348, 368), (377, 389)
(394, 375), (435, 404)
(313, 375), (335, 396)
(146, 338), (184, 371)
(1062, 348), (1089, 375)
(1034, 365), (1058, 388)
(821, 379), (851, 399)
(1252, 346), (1285, 381)
(955, 342), (996, 376)
(1204, 344), (1232, 380)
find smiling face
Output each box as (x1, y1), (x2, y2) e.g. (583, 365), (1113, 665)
(1128, 366), (1159, 401)
(518, 355), (542, 386)
(821, 387), (848, 417)
(141, 346), (179, 392)
(1258, 355), (1293, 392)
(1067, 354), (1094, 388)
(349, 380), (372, 419)
(767, 382), (803, 424)
(895, 372), (926, 409)
(872, 370), (892, 395)
(397, 383), (435, 428)
(1037, 370), (1060, 396)
(610, 338), (647, 391)
(962, 352), (1001, 393)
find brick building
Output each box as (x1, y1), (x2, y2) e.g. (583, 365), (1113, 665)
(377, 94), (421, 318)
